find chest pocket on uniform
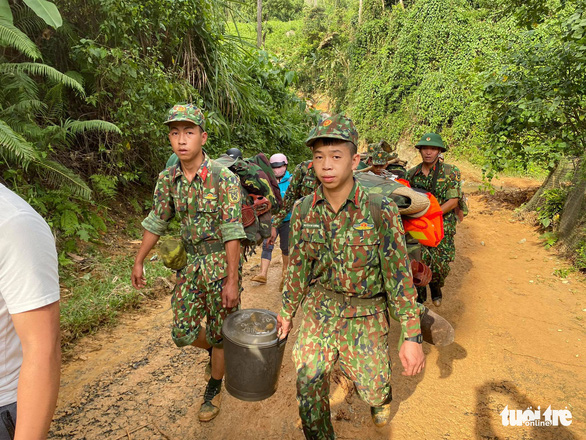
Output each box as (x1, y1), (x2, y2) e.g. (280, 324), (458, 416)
(171, 192), (188, 222)
(335, 228), (380, 269)
(196, 197), (219, 240)
(301, 225), (325, 260)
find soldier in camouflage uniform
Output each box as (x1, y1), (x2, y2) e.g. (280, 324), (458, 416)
(406, 133), (462, 307)
(370, 148), (390, 176)
(131, 104), (246, 423)
(277, 114), (425, 439)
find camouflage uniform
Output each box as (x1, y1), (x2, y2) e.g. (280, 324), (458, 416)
(281, 180), (422, 439)
(407, 160), (462, 287)
(142, 153), (246, 347)
(272, 160), (319, 229)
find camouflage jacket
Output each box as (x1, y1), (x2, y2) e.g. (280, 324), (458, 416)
(142, 153), (246, 283)
(407, 160), (462, 236)
(272, 160), (318, 228)
(280, 180), (422, 338)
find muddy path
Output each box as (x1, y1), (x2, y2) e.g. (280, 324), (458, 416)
(50, 191), (585, 440)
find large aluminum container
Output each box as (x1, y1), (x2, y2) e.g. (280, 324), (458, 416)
(221, 309), (287, 401)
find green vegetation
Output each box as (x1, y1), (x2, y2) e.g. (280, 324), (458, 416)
(59, 241), (171, 346)
(2, 0), (585, 342)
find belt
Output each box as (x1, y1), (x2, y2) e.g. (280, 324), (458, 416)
(184, 240), (224, 257)
(314, 283), (387, 307)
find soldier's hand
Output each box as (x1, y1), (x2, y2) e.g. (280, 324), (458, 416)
(399, 341), (425, 376)
(131, 262), (146, 289)
(277, 315), (292, 340)
(221, 279), (239, 309)
(267, 227), (278, 246)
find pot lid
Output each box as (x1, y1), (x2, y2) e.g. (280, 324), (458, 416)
(222, 309), (278, 347)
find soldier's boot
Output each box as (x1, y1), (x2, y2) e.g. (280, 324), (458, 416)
(370, 404), (392, 427)
(429, 283), (442, 307)
(420, 306), (454, 346)
(416, 286), (427, 304)
(198, 379), (222, 422)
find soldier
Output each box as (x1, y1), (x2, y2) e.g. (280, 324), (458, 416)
(277, 114), (425, 439)
(370, 148), (389, 176)
(406, 133), (462, 307)
(131, 104), (246, 422)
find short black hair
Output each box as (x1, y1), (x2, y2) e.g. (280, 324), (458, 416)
(313, 138), (357, 155)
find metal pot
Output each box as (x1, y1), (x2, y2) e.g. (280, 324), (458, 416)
(221, 309), (287, 401)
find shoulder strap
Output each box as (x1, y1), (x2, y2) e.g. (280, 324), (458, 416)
(208, 159), (224, 193)
(299, 194), (314, 220)
(367, 193), (384, 231)
(430, 160), (442, 195)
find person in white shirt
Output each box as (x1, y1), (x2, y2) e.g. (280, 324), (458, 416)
(0, 183), (61, 440)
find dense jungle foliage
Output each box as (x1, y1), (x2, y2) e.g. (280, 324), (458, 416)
(1, 0), (584, 266)
(237, 0), (586, 266)
(1, 0), (313, 252)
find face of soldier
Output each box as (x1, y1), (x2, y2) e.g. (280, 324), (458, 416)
(312, 140), (360, 191)
(168, 121), (208, 164)
(419, 146), (442, 165)
(371, 164), (386, 175)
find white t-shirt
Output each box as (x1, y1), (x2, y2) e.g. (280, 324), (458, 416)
(0, 184), (60, 406)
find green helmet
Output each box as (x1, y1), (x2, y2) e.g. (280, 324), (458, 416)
(415, 133), (447, 152)
(164, 103), (206, 130)
(371, 149), (389, 165)
(305, 113), (359, 147)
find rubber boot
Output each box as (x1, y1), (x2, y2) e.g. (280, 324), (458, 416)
(429, 283), (442, 307)
(416, 286), (427, 304)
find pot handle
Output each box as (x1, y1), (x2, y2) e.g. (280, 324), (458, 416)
(277, 335), (288, 347)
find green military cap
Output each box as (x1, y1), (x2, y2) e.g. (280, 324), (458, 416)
(371, 149), (389, 165)
(415, 133), (447, 152)
(164, 103), (206, 129)
(305, 113), (359, 147)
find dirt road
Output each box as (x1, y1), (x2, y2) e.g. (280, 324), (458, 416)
(50, 192), (585, 440)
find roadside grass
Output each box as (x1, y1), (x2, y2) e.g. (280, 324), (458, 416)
(59, 215), (174, 348)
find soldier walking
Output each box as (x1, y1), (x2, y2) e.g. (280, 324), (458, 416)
(277, 114), (425, 439)
(406, 133), (462, 306)
(131, 104), (246, 422)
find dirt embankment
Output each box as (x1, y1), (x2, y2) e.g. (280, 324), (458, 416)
(50, 189), (585, 440)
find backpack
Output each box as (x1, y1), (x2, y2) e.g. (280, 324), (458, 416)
(246, 153), (283, 211)
(299, 173), (444, 248)
(213, 154), (275, 247)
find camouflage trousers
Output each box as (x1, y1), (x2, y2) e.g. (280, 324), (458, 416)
(421, 231), (456, 287)
(293, 293), (392, 440)
(171, 268), (239, 348)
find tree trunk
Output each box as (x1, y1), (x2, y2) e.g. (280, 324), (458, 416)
(399, 0), (405, 9)
(557, 155), (586, 266)
(257, 0), (262, 48)
(524, 157), (576, 212)
(359, 0), (363, 24)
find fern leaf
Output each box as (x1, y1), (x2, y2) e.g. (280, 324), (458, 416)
(65, 119), (122, 135)
(0, 119), (37, 166)
(0, 99), (47, 118)
(0, 63), (84, 94)
(32, 156), (92, 200)
(0, 22), (41, 59)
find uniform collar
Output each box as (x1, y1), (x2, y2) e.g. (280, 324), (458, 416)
(414, 159), (442, 176)
(312, 179), (362, 209)
(170, 153), (211, 183)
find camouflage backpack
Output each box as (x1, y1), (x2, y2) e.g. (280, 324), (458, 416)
(213, 154), (276, 247)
